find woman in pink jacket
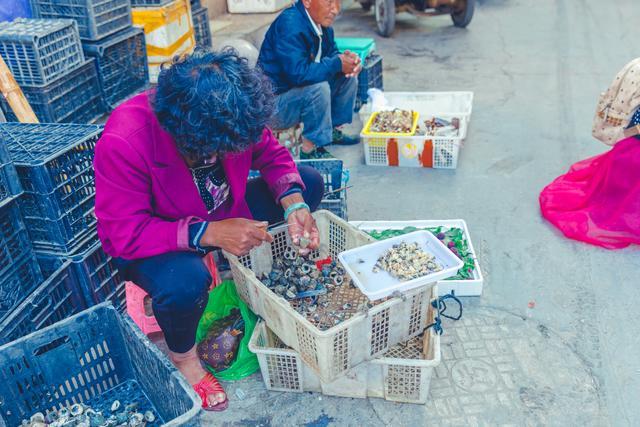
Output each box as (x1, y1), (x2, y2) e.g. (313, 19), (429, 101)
(94, 48), (324, 411)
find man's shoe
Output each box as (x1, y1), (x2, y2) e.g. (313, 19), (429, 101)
(300, 146), (334, 160)
(332, 128), (360, 146)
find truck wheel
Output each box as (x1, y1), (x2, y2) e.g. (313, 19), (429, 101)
(375, 0), (395, 37)
(451, 0), (475, 28)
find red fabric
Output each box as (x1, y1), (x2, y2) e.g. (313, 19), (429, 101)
(539, 136), (640, 249)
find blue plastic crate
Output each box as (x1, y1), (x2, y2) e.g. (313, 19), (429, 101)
(131, 0), (174, 6)
(84, 26), (149, 110)
(0, 160), (22, 208)
(357, 53), (383, 105)
(0, 261), (83, 346)
(0, 123), (102, 252)
(0, 59), (105, 123)
(0, 18), (84, 86)
(191, 5), (211, 48)
(30, 0), (132, 41)
(0, 199), (44, 324)
(38, 238), (126, 312)
(251, 159), (349, 219)
(0, 304), (201, 426)
(190, 0), (201, 8)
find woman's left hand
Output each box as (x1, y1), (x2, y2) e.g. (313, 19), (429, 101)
(288, 208), (320, 255)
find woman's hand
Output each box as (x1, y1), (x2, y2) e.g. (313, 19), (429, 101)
(287, 208), (320, 256)
(203, 218), (273, 256)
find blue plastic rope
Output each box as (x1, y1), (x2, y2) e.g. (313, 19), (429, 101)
(426, 291), (463, 335)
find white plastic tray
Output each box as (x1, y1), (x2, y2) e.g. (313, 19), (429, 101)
(349, 220), (484, 297)
(338, 231), (462, 300)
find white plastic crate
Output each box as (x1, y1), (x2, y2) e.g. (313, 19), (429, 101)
(249, 286), (440, 404)
(226, 210), (432, 382)
(359, 91), (474, 125)
(227, 0), (291, 14)
(350, 220), (484, 297)
(361, 119), (467, 169)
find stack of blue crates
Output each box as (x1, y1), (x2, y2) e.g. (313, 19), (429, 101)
(0, 305), (201, 426)
(0, 123), (126, 344)
(190, 0), (212, 48)
(0, 18), (104, 123)
(83, 26), (149, 110)
(0, 136), (43, 338)
(28, 0), (150, 112)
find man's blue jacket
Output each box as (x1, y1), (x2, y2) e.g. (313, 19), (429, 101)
(257, 1), (342, 95)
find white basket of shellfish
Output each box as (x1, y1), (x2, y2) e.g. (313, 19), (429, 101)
(359, 91), (473, 169)
(350, 219), (484, 297)
(359, 91), (474, 126)
(224, 210), (433, 383)
(248, 286), (440, 404)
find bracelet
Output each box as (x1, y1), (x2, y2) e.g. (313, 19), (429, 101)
(284, 202), (310, 222)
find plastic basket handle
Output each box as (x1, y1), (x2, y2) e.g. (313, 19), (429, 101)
(33, 335), (70, 356)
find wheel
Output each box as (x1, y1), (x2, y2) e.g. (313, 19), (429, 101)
(360, 1), (372, 11)
(375, 0), (396, 37)
(451, 0), (475, 28)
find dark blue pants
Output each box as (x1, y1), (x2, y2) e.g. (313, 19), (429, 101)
(119, 166), (324, 352)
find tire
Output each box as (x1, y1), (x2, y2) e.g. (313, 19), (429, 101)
(375, 0), (395, 37)
(361, 1), (372, 11)
(451, 0), (475, 28)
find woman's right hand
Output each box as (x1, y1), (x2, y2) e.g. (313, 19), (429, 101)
(202, 218), (273, 256)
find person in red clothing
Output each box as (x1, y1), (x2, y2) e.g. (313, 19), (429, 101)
(94, 48), (324, 410)
(539, 108), (640, 249)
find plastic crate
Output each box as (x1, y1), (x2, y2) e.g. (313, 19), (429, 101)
(226, 0), (290, 14)
(356, 54), (383, 106)
(249, 287), (440, 403)
(0, 18), (84, 86)
(350, 220), (484, 297)
(132, 0), (196, 83)
(225, 210), (432, 382)
(0, 122), (102, 252)
(0, 162), (22, 208)
(30, 0), (132, 41)
(0, 261), (85, 346)
(0, 200), (44, 324)
(37, 239), (126, 312)
(335, 37), (375, 63)
(0, 304), (201, 426)
(249, 159), (349, 220)
(0, 59), (105, 124)
(191, 5), (211, 48)
(0, 141), (23, 207)
(131, 0), (174, 6)
(361, 117), (467, 169)
(359, 91), (474, 126)
(83, 26), (149, 110)
(298, 159), (348, 220)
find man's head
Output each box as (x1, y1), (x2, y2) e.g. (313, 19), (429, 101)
(153, 48), (275, 161)
(302, 0), (340, 27)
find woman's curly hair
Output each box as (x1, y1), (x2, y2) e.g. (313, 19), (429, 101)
(152, 47), (275, 160)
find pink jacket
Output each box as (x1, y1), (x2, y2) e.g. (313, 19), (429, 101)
(94, 92), (303, 260)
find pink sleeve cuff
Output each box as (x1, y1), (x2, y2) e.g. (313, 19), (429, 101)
(271, 172), (305, 201)
(176, 216), (206, 251)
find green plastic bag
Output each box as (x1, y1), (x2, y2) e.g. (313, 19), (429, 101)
(196, 280), (259, 381)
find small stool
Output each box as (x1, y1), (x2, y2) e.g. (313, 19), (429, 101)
(125, 252), (221, 336)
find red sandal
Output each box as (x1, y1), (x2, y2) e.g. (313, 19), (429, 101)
(193, 372), (229, 412)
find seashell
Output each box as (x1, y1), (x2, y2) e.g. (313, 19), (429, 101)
(286, 289), (296, 299)
(301, 263), (313, 275)
(128, 413), (144, 426)
(283, 268), (292, 279)
(30, 413), (45, 423)
(45, 411), (59, 424)
(70, 403), (84, 416)
(111, 400), (121, 412)
(144, 411), (155, 423)
(124, 403), (138, 413)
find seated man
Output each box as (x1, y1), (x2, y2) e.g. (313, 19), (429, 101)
(258, 0), (362, 159)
